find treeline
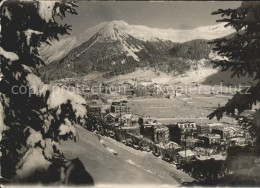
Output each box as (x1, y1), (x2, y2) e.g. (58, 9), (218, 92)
(169, 39), (212, 60)
(39, 38), (214, 81)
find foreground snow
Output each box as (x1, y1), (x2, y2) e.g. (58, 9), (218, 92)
(60, 125), (194, 185)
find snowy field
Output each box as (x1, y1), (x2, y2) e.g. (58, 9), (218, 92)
(127, 96), (230, 120)
(60, 125), (194, 185)
(102, 68), (255, 86)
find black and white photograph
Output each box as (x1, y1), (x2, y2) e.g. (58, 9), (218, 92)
(0, 0), (260, 187)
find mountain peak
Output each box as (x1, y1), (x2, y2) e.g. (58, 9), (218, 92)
(97, 20), (129, 40)
(107, 20), (129, 27)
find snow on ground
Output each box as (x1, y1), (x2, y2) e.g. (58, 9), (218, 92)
(98, 137), (118, 155)
(104, 64), (255, 86)
(60, 125), (194, 185)
(146, 169), (156, 174)
(121, 41), (140, 61)
(105, 147), (118, 156)
(126, 159), (141, 168)
(99, 139), (105, 144)
(171, 66), (219, 84)
(105, 68), (219, 85)
(79, 71), (104, 82)
(105, 69), (169, 84)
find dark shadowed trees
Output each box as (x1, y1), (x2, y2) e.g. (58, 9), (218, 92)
(208, 1), (260, 154)
(0, 1), (92, 184)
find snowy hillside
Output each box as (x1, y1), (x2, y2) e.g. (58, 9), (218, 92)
(40, 37), (78, 64)
(104, 63), (255, 86)
(98, 49), (254, 86)
(60, 125), (194, 184)
(39, 22), (107, 64)
(105, 62), (218, 85)
(39, 20), (234, 64)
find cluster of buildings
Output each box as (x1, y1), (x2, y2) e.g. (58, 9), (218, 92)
(53, 76), (188, 99)
(85, 98), (253, 164)
(111, 80), (186, 98)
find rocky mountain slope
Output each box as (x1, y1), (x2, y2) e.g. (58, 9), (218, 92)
(39, 22), (107, 64)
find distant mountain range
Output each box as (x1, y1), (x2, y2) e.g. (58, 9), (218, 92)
(39, 20), (235, 82)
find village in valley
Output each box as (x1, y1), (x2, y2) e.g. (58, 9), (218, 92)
(52, 74), (256, 180)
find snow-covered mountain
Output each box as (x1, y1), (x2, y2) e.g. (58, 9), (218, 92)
(119, 21), (234, 42)
(39, 20), (236, 82)
(39, 21), (177, 81)
(39, 20), (234, 64)
(39, 22), (107, 64)
(73, 21), (144, 62)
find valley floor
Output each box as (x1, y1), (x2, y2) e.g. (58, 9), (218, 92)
(60, 125), (194, 185)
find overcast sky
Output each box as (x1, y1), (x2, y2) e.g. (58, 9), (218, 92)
(62, 1), (241, 37)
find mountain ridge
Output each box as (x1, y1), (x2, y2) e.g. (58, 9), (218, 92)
(39, 20), (236, 83)
(39, 20), (234, 64)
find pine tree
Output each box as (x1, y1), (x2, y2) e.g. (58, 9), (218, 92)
(208, 2), (260, 119)
(208, 2), (260, 155)
(0, 0), (88, 183)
